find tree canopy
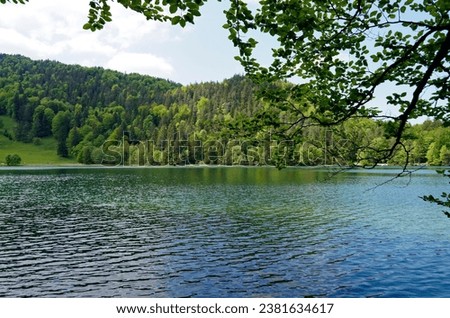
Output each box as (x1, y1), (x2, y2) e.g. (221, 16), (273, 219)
(225, 0), (450, 164)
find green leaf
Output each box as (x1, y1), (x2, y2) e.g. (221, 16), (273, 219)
(171, 16), (181, 25)
(169, 4), (177, 14)
(186, 2), (199, 10)
(83, 23), (92, 30)
(184, 13), (194, 23)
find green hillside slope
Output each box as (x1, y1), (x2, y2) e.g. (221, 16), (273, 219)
(0, 53), (449, 167)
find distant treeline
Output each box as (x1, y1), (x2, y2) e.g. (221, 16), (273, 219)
(0, 53), (449, 166)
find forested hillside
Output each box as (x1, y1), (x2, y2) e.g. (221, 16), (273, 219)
(0, 53), (449, 167)
(0, 54), (260, 165)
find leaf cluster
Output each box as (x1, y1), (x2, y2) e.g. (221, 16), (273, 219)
(83, 0), (206, 30)
(224, 0), (450, 156)
(421, 170), (450, 217)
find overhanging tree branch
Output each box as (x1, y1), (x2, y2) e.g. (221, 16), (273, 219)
(392, 29), (450, 157)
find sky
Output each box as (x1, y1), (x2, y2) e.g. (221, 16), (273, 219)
(0, 0), (251, 85)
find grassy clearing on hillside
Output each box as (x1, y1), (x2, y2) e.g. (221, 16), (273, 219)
(0, 136), (77, 165)
(0, 116), (77, 165)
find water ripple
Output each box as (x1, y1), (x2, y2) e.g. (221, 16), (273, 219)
(0, 167), (449, 297)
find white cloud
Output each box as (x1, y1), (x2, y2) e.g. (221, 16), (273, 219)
(0, 27), (65, 57)
(0, 0), (176, 77)
(106, 52), (174, 77)
(65, 34), (116, 56)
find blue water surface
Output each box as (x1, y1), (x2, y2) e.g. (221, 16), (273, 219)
(0, 167), (449, 297)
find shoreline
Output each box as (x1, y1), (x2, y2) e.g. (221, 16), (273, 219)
(0, 163), (446, 171)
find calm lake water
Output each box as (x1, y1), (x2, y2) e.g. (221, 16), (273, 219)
(0, 166), (449, 297)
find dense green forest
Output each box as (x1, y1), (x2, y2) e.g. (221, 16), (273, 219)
(0, 53), (449, 167)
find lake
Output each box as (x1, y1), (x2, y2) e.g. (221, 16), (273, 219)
(0, 166), (449, 297)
